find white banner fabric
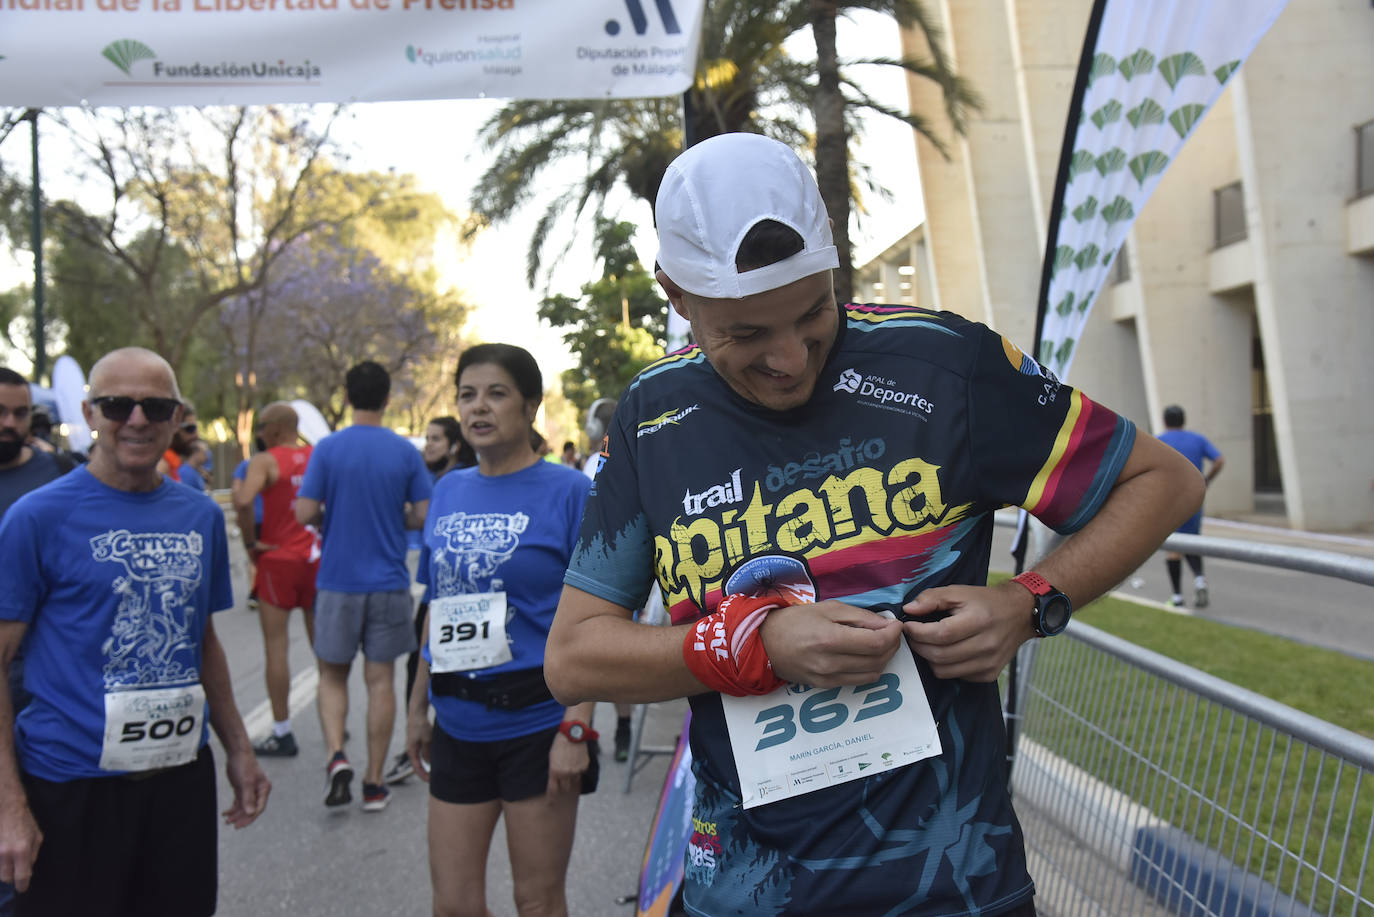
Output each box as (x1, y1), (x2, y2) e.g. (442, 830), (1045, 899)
(1039, 0), (1287, 378)
(0, 0), (704, 106)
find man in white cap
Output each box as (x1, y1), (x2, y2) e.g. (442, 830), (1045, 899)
(546, 133), (1202, 917)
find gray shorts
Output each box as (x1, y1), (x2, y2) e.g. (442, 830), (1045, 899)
(313, 589), (417, 664)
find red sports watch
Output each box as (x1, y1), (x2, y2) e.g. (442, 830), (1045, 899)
(1011, 571), (1073, 637)
(558, 720), (599, 744)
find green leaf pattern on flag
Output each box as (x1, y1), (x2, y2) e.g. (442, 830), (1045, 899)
(1043, 0), (1288, 378)
(1074, 244), (1101, 271)
(1118, 48), (1156, 80)
(1090, 100), (1123, 129)
(1072, 196), (1099, 222)
(1095, 148), (1127, 176)
(1088, 53), (1118, 88)
(1127, 99), (1166, 128)
(1214, 60), (1241, 85)
(1100, 196), (1135, 224)
(1129, 151), (1169, 186)
(1053, 245), (1076, 278)
(1168, 103), (1206, 138)
(1069, 149), (1097, 182)
(1159, 51), (1206, 89)
(1055, 338), (1076, 368)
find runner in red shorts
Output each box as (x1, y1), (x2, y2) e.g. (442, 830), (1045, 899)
(233, 402), (320, 758)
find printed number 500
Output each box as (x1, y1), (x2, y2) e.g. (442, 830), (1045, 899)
(121, 716), (197, 743)
(753, 673), (903, 752)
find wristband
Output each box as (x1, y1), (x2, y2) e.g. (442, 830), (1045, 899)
(683, 593), (789, 696)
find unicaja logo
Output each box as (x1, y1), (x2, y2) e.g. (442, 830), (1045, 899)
(102, 39), (156, 76)
(405, 46), (418, 63)
(604, 0), (681, 36)
(834, 368), (862, 393)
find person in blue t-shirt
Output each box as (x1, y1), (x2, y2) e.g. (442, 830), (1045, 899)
(405, 344), (595, 917)
(1158, 405), (1225, 608)
(0, 347), (269, 916)
(177, 441), (211, 493)
(296, 361), (431, 812)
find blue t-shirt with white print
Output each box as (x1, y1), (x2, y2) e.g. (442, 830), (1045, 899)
(0, 467), (233, 780)
(298, 425), (432, 593)
(421, 460), (588, 741)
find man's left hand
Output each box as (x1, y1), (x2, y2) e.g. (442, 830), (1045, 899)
(901, 581), (1036, 682)
(222, 749), (271, 828)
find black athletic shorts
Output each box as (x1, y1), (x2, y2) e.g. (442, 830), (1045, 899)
(18, 746), (218, 917)
(429, 723), (599, 805)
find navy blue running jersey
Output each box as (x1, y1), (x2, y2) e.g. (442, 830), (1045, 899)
(565, 304), (1135, 917)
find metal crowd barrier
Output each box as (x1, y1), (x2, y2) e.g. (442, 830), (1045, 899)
(1008, 532), (1374, 917)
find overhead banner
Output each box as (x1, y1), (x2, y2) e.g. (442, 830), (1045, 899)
(1034, 0), (1288, 379)
(0, 0), (704, 106)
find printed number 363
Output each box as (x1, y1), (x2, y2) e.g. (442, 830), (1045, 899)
(753, 673), (902, 752)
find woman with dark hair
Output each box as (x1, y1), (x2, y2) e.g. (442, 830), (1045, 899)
(406, 343), (595, 917)
(422, 415), (475, 477)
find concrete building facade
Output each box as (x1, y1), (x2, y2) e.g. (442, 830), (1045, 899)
(856, 0), (1374, 532)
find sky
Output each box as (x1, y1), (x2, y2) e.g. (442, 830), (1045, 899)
(1, 10), (925, 380)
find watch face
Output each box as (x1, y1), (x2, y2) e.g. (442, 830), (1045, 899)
(1040, 595), (1072, 635)
(566, 723), (585, 741)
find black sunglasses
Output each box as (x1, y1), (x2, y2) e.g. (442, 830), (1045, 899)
(91, 396), (182, 423)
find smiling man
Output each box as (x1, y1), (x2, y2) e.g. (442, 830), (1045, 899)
(545, 133), (1203, 917)
(0, 347), (269, 917)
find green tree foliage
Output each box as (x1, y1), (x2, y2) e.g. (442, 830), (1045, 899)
(217, 233), (470, 432)
(42, 106), (446, 380)
(467, 0), (978, 297)
(538, 219), (665, 417)
(6, 105), (462, 436)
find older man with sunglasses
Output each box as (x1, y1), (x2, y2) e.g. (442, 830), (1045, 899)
(0, 347), (269, 917)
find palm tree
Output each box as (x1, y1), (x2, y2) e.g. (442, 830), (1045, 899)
(467, 0), (977, 297)
(803, 0), (978, 303)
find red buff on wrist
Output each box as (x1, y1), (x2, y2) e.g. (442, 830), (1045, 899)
(683, 593), (788, 696)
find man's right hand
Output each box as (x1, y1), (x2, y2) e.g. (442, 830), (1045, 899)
(0, 799), (42, 892)
(758, 601), (904, 687)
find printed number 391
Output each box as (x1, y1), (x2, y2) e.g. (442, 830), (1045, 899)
(753, 673), (903, 752)
(439, 621), (490, 644)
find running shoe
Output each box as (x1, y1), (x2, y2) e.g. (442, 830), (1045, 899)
(361, 783), (390, 812)
(1194, 586), (1209, 609)
(254, 732), (298, 758)
(614, 719), (631, 763)
(1170, 595), (1186, 608)
(325, 752), (353, 807)
(383, 751), (413, 785)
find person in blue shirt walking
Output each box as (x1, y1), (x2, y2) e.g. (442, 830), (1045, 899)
(296, 361), (431, 812)
(1158, 405), (1225, 607)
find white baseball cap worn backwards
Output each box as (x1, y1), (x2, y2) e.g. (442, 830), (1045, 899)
(655, 132), (839, 299)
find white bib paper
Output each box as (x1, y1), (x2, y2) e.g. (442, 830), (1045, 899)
(721, 644), (941, 809)
(428, 592), (512, 673)
(100, 684), (205, 772)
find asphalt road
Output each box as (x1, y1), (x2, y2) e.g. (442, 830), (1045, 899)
(212, 531), (686, 917)
(988, 519), (1374, 661)
(208, 511), (1373, 916)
